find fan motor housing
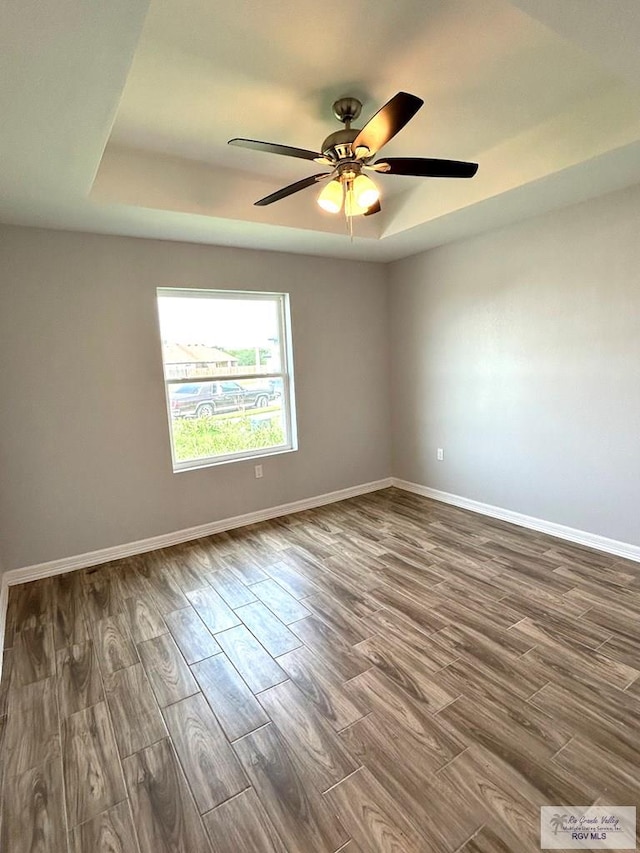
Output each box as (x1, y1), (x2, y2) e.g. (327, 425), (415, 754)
(321, 128), (360, 163)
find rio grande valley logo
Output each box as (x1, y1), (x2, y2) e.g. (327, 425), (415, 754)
(540, 806), (636, 849)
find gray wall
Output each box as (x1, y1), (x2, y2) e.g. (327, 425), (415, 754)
(2, 181), (638, 572)
(0, 227), (391, 570)
(389, 183), (640, 545)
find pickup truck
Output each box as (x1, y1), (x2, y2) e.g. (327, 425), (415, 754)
(170, 380), (277, 418)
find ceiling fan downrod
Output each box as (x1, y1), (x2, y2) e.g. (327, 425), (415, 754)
(321, 97), (365, 164)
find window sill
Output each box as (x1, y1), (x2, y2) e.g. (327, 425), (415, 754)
(172, 444), (298, 474)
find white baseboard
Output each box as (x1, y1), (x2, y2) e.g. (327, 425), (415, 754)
(2, 477), (394, 589)
(392, 478), (640, 563)
(0, 583), (7, 677)
(0, 476), (393, 673)
(2, 473), (636, 676)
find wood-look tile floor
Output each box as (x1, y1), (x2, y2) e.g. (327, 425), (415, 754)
(1, 487), (639, 852)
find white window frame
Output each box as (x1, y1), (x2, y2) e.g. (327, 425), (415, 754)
(157, 288), (297, 472)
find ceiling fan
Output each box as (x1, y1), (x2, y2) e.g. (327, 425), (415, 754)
(228, 92), (478, 219)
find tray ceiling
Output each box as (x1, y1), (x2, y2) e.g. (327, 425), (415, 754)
(1, 0), (640, 260)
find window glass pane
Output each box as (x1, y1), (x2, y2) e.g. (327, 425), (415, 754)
(167, 378), (286, 464)
(157, 290), (294, 470)
(158, 295), (282, 379)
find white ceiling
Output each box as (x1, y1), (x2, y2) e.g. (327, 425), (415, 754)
(1, 0), (640, 261)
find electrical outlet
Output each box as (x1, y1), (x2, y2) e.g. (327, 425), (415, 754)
(254, 464), (263, 479)
(436, 448), (444, 461)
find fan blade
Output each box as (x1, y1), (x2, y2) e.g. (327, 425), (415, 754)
(364, 200), (381, 216)
(254, 173), (330, 206)
(375, 157), (478, 178)
(351, 92), (423, 157)
(229, 138), (322, 162)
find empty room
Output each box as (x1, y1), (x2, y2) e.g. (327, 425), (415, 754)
(1, 1), (639, 851)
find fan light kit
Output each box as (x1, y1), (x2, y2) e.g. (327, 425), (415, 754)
(318, 173), (379, 215)
(229, 92), (478, 235)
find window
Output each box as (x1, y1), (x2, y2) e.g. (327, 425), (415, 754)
(157, 289), (297, 471)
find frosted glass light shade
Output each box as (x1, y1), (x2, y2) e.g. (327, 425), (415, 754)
(317, 179), (343, 213)
(353, 174), (380, 209)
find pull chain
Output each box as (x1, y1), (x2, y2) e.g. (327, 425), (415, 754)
(344, 179), (354, 242)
